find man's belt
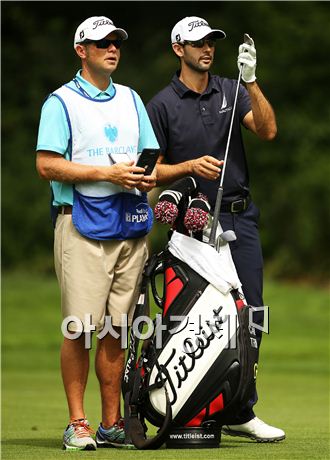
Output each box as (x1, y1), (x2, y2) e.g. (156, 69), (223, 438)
(220, 195), (251, 213)
(58, 198), (250, 216)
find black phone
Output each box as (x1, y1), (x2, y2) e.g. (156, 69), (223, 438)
(135, 148), (160, 175)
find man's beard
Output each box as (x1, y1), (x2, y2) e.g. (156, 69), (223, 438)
(184, 56), (213, 74)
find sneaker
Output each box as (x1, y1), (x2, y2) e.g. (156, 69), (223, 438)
(96, 417), (133, 448)
(63, 418), (96, 451)
(222, 416), (286, 442)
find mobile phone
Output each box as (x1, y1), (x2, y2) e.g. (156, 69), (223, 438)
(134, 148), (160, 175)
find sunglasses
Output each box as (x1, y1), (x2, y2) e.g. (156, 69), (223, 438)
(80, 38), (123, 49)
(182, 38), (216, 48)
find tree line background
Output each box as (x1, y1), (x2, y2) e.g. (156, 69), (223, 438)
(2, 1), (330, 281)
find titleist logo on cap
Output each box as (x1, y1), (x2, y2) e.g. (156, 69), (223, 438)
(187, 19), (209, 32)
(92, 18), (114, 30)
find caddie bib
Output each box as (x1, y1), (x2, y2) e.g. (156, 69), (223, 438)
(52, 82), (153, 240)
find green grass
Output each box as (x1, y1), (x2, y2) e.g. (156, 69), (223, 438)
(2, 272), (329, 459)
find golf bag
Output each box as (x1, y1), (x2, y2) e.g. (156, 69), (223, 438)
(122, 178), (259, 449)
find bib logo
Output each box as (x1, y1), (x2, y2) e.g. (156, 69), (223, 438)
(104, 124), (118, 143)
(125, 203), (149, 224)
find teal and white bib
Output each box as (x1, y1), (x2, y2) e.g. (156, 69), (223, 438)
(52, 83), (153, 240)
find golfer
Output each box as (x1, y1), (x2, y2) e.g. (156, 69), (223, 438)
(36, 16), (158, 450)
(147, 16), (285, 442)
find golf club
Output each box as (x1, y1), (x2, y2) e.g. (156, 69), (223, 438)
(208, 33), (253, 248)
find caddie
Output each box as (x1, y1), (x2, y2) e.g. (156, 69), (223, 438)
(36, 15), (158, 450)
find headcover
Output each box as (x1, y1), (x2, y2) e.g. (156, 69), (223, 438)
(154, 177), (210, 235)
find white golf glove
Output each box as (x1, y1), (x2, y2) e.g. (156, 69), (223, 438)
(237, 37), (257, 83)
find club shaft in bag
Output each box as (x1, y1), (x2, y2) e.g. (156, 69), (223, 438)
(208, 64), (243, 247)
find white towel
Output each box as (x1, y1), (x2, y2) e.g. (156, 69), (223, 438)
(168, 231), (242, 295)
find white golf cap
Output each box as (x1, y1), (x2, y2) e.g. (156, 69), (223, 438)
(171, 16), (226, 44)
(74, 16), (128, 48)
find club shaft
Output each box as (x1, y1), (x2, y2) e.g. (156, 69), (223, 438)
(208, 187), (223, 246)
(209, 65), (243, 246)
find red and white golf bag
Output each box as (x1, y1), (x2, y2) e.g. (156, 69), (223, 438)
(122, 178), (259, 449)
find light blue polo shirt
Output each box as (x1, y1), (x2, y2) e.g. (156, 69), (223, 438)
(36, 71), (159, 206)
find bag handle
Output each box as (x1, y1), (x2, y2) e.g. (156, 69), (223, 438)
(150, 257), (165, 308)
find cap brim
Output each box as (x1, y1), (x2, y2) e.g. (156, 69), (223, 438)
(112, 28), (128, 40)
(76, 26), (128, 45)
(89, 26), (128, 41)
(172, 28), (226, 44)
(203, 29), (226, 40)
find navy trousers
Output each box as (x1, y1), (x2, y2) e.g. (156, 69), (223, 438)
(219, 200), (264, 424)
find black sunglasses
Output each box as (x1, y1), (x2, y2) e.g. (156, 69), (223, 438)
(80, 38), (123, 49)
(182, 38), (216, 48)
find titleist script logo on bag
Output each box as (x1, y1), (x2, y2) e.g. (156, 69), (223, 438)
(148, 284), (238, 417)
(187, 19), (209, 32)
(125, 202), (149, 223)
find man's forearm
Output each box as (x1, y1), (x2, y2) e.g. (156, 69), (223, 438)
(246, 81), (277, 140)
(36, 150), (147, 190)
(156, 160), (193, 186)
(36, 152), (109, 183)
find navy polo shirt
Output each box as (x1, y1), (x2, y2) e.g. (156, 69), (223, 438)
(147, 72), (252, 208)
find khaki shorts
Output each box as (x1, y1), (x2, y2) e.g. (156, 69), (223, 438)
(54, 214), (148, 331)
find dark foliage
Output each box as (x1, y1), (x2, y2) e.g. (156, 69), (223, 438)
(2, 1), (330, 280)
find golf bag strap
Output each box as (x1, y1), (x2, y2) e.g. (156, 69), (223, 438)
(123, 253), (160, 393)
(123, 252), (173, 449)
(123, 256), (157, 444)
(127, 337), (173, 449)
(128, 387), (172, 450)
(127, 255), (174, 449)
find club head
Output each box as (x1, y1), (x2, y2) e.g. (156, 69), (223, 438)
(244, 33), (254, 46)
(214, 230), (236, 251)
(220, 230), (237, 242)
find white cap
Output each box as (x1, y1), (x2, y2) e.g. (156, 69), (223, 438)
(74, 16), (128, 48)
(171, 16), (226, 44)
